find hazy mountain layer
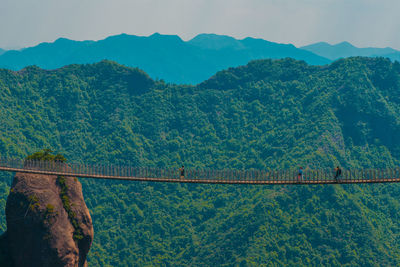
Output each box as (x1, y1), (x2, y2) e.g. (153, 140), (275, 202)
(0, 58), (400, 265)
(302, 41), (400, 61)
(0, 33), (330, 84)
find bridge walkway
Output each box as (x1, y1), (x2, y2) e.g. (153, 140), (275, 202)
(0, 158), (399, 185)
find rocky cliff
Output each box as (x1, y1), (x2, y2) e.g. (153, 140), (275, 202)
(3, 171), (93, 267)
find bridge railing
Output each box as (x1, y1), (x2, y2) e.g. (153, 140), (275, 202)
(0, 157), (400, 183)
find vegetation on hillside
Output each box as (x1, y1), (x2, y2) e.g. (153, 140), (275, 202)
(0, 58), (400, 265)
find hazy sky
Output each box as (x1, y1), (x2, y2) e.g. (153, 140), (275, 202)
(1, 0), (399, 50)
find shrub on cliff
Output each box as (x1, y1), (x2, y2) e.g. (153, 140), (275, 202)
(26, 149), (66, 162)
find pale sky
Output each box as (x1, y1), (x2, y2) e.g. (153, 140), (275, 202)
(0, 0), (399, 50)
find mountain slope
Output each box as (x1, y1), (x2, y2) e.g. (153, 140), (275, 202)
(0, 33), (330, 84)
(0, 58), (400, 265)
(302, 41), (400, 61)
(0, 49), (4, 56)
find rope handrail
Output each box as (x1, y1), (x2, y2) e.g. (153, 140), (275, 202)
(0, 157), (399, 185)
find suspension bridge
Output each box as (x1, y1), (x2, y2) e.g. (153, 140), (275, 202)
(1, 157), (400, 185)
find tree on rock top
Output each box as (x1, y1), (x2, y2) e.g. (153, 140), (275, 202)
(26, 149), (66, 162)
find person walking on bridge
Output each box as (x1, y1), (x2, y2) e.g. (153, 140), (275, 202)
(179, 165), (185, 179)
(334, 166), (342, 182)
(298, 167), (303, 182)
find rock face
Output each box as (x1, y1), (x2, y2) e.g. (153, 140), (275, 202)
(5, 172), (93, 267)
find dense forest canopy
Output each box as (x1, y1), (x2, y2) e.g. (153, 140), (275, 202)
(0, 57), (400, 265)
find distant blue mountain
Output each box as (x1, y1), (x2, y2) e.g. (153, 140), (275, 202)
(0, 48), (5, 56)
(382, 52), (400, 62)
(0, 33), (330, 84)
(301, 41), (400, 61)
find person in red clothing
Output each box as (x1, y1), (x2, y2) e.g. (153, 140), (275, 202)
(298, 167), (303, 181)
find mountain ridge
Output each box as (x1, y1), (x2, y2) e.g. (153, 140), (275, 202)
(0, 33), (330, 84)
(3, 35), (400, 84)
(302, 41), (400, 61)
(1, 57), (400, 265)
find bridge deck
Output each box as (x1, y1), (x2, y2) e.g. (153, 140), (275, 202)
(1, 162), (400, 185)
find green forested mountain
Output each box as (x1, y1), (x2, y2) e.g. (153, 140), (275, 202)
(1, 58), (400, 265)
(302, 41), (400, 62)
(0, 33), (330, 84)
